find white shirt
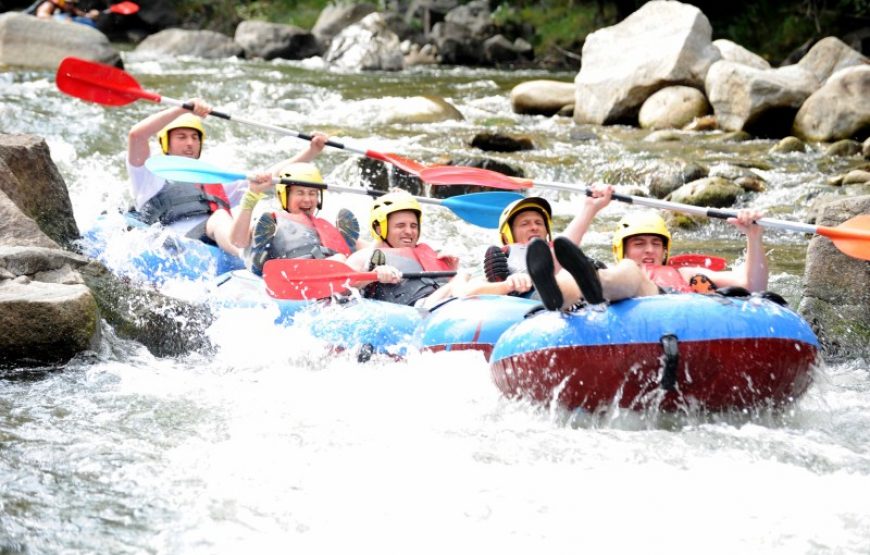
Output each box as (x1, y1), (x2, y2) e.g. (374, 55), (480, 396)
(127, 156), (246, 235)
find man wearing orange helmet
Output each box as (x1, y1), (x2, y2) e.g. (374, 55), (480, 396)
(526, 184), (768, 310)
(126, 99), (326, 257)
(344, 190), (464, 309)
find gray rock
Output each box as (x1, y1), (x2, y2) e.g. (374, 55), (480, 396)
(770, 136), (807, 154)
(825, 139), (863, 157)
(638, 86), (711, 130)
(0, 12), (120, 69)
(0, 278), (99, 366)
(667, 176), (743, 207)
(134, 29), (244, 60)
(712, 39), (770, 70)
(793, 65), (870, 142)
(312, 2), (377, 42)
(0, 135), (79, 248)
(799, 195), (870, 359)
(705, 61), (819, 135)
(510, 80), (576, 116)
(573, 0), (720, 125)
(324, 12), (404, 71)
(797, 36), (869, 84)
(234, 20), (321, 60)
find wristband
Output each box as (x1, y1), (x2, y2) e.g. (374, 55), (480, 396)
(241, 190), (265, 211)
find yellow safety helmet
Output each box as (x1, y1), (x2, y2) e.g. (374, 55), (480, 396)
(498, 196), (552, 245)
(612, 212), (671, 263)
(157, 113), (206, 155)
(370, 190), (422, 241)
(275, 162), (325, 211)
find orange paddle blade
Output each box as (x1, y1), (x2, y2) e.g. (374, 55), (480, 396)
(817, 214), (870, 261)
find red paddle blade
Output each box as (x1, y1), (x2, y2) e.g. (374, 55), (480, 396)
(420, 166), (533, 190)
(109, 1), (139, 15)
(364, 151), (427, 176)
(667, 253), (727, 271)
(263, 259), (376, 300)
(56, 57), (159, 106)
(817, 214), (870, 261)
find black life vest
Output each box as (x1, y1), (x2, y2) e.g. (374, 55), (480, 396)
(364, 245), (452, 306)
(139, 180), (230, 226)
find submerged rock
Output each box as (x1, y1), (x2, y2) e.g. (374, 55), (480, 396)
(799, 195), (870, 359)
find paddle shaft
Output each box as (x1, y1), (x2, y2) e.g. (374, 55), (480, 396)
(542, 182), (822, 235)
(157, 98), (378, 161)
(266, 177), (449, 208)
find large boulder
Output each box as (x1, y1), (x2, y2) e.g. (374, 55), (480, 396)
(799, 195), (870, 359)
(510, 80), (576, 116)
(0, 246), (99, 366)
(324, 12), (404, 71)
(312, 2), (377, 44)
(134, 29), (244, 60)
(0, 12), (120, 69)
(430, 20), (483, 66)
(0, 133), (214, 367)
(234, 20), (322, 61)
(797, 36), (869, 85)
(705, 61), (819, 136)
(573, 0), (721, 125)
(712, 39), (770, 70)
(666, 177), (743, 207)
(792, 65), (870, 142)
(0, 135), (79, 248)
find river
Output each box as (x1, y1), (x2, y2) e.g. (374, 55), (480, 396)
(1, 54), (869, 553)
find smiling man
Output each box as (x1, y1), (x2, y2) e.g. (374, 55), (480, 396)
(127, 99), (246, 256)
(344, 190), (464, 309)
(525, 184), (769, 311)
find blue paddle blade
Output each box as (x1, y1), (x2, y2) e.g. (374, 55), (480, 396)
(441, 191), (524, 229)
(144, 155), (246, 184)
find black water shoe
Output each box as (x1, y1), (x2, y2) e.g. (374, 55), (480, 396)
(336, 208), (360, 250)
(368, 248), (387, 271)
(526, 238), (563, 311)
(483, 245), (509, 282)
(553, 237), (605, 305)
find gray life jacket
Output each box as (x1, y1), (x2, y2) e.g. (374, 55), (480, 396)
(139, 180), (230, 226)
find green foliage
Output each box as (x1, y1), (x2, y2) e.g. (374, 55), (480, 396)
(236, 0), (331, 29)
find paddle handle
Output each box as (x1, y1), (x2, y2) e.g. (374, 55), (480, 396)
(536, 180), (821, 235)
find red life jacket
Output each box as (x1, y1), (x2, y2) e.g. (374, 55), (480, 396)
(140, 180), (230, 225)
(642, 264), (694, 293)
(272, 211), (351, 256)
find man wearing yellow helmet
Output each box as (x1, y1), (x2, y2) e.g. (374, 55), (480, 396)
(526, 184), (769, 310)
(228, 162), (354, 276)
(343, 190), (464, 308)
(126, 98), (327, 257)
(449, 196), (554, 298)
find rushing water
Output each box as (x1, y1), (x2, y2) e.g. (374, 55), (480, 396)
(2, 53), (869, 553)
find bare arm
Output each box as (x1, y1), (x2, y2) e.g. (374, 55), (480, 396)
(560, 184), (614, 245)
(127, 98), (211, 167)
(266, 133), (329, 174)
(230, 173), (273, 248)
(683, 209), (769, 291)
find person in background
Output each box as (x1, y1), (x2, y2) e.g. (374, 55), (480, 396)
(33, 0), (99, 27)
(525, 184), (768, 310)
